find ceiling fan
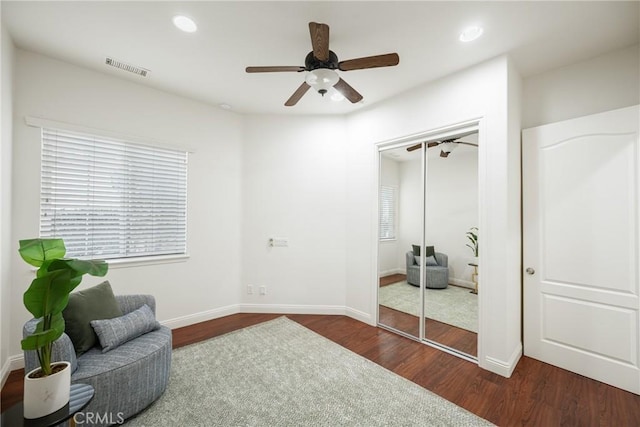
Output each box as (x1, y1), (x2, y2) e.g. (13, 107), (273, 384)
(407, 135), (478, 158)
(245, 22), (399, 106)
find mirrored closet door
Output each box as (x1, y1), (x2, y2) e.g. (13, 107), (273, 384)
(377, 143), (422, 338)
(377, 131), (479, 359)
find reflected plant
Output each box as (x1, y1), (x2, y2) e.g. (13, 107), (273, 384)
(465, 227), (478, 257)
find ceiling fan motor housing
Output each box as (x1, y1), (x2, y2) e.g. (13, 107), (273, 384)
(305, 50), (339, 71)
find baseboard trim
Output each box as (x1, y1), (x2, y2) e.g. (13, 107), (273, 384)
(238, 303), (346, 316)
(379, 268), (404, 277)
(2, 353), (26, 386)
(161, 304), (241, 330)
(482, 343), (522, 378)
(1, 357), (11, 388)
(450, 278), (474, 289)
(344, 307), (374, 325)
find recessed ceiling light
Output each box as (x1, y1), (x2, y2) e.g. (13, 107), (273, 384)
(173, 15), (197, 33)
(459, 26), (483, 42)
(219, 103), (232, 110)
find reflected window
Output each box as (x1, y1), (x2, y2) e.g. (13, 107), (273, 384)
(379, 185), (396, 240)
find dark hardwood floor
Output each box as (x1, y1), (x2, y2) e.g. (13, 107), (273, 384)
(3, 313), (639, 426)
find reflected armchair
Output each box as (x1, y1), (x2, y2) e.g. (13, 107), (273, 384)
(406, 250), (449, 289)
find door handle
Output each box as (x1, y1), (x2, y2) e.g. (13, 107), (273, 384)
(525, 267), (535, 275)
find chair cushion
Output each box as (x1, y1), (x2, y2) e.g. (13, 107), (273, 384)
(91, 304), (160, 353)
(63, 281), (123, 355)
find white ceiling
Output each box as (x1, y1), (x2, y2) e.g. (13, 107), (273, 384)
(2, 1), (638, 115)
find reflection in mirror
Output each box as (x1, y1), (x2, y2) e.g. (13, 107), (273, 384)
(378, 144), (422, 338)
(423, 132), (478, 357)
(378, 133), (479, 357)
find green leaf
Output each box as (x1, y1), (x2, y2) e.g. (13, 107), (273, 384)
(20, 328), (60, 351)
(66, 259), (109, 277)
(18, 239), (66, 267)
(23, 269), (71, 318)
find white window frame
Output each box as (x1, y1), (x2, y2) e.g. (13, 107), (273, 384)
(35, 121), (189, 264)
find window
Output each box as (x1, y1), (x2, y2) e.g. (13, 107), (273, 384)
(379, 185), (396, 240)
(39, 127), (188, 260)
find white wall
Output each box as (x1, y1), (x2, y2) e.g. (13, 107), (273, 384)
(523, 44), (639, 128)
(8, 49), (244, 361)
(241, 114), (349, 315)
(1, 24), (15, 386)
(346, 56), (523, 377)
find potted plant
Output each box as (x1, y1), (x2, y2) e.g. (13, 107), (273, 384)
(465, 226), (478, 262)
(19, 238), (108, 419)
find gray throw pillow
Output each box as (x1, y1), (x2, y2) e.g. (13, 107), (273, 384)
(412, 244), (421, 256)
(63, 281), (123, 355)
(415, 255), (439, 266)
(425, 255), (439, 266)
(91, 304), (160, 353)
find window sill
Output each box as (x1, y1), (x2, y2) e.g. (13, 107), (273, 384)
(107, 254), (190, 269)
(380, 238), (397, 243)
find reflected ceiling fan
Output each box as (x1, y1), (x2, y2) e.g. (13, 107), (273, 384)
(245, 22), (399, 106)
(407, 135), (478, 158)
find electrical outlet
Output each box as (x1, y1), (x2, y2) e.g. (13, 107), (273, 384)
(247, 284), (253, 295)
(259, 286), (267, 295)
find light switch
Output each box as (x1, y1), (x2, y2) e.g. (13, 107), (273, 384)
(269, 237), (289, 247)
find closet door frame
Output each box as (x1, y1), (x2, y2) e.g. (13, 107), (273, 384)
(375, 119), (482, 362)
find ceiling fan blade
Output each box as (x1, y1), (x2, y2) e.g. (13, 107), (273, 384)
(246, 66), (305, 73)
(440, 150), (449, 158)
(338, 53), (399, 71)
(309, 22), (330, 62)
(407, 141), (441, 152)
(284, 82), (311, 107)
(333, 78), (363, 103)
(455, 141), (479, 147)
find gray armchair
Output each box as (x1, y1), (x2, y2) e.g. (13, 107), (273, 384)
(406, 250), (449, 289)
(24, 295), (172, 426)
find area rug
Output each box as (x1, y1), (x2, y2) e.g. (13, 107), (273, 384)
(378, 281), (478, 333)
(125, 317), (491, 426)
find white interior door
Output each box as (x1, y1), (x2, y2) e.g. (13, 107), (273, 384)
(523, 105), (640, 394)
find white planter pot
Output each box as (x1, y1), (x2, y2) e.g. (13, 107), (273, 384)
(23, 361), (71, 419)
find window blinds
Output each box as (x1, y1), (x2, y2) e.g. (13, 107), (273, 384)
(40, 128), (188, 260)
(379, 185), (396, 240)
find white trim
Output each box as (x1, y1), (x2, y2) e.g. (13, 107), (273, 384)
(160, 304), (240, 329)
(238, 303), (346, 315)
(2, 353), (26, 385)
(376, 118), (482, 152)
(107, 254), (190, 269)
(481, 343), (522, 378)
(1, 357), (14, 388)
(449, 278), (475, 289)
(345, 307), (374, 325)
(378, 268), (404, 277)
(24, 115), (196, 153)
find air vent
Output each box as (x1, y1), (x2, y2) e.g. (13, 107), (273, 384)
(105, 57), (149, 77)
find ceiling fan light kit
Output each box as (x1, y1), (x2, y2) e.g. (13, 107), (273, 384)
(305, 69), (339, 96)
(246, 22), (399, 106)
